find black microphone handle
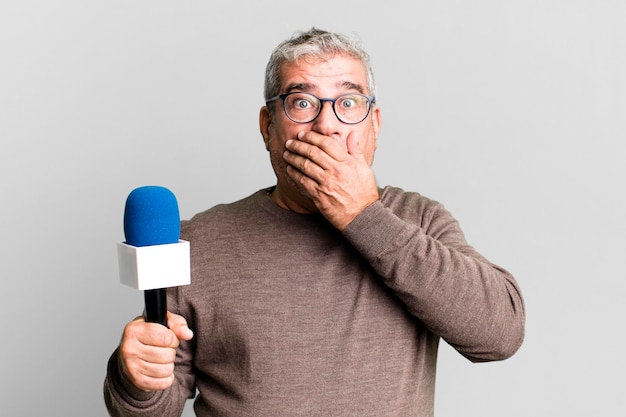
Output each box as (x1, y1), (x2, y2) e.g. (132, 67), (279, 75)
(145, 288), (167, 326)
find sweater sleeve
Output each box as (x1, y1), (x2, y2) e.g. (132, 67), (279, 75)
(342, 196), (525, 362)
(103, 287), (197, 416)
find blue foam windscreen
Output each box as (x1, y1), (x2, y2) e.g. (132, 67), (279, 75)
(123, 186), (181, 247)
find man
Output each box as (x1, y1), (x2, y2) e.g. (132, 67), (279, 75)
(104, 28), (525, 416)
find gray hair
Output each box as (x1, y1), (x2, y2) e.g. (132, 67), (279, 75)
(264, 28), (376, 102)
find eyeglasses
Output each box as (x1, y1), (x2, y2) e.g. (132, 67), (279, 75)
(266, 92), (375, 124)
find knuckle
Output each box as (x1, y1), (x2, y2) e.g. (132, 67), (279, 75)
(301, 158), (312, 172)
(122, 317), (147, 342)
(119, 343), (133, 360)
(124, 361), (144, 386)
(307, 146), (321, 160)
(168, 313), (186, 329)
(296, 173), (307, 185)
(122, 321), (138, 339)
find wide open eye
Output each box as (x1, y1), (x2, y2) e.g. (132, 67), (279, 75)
(295, 98), (312, 109)
(338, 95), (358, 109)
(287, 93), (318, 111)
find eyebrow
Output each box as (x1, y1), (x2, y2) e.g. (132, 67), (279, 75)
(340, 81), (365, 94)
(284, 81), (366, 95)
(285, 83), (315, 93)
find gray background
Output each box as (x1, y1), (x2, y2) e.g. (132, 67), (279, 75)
(1, 1), (624, 416)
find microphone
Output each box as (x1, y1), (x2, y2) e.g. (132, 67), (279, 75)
(117, 186), (190, 326)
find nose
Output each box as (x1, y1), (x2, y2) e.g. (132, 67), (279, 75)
(311, 100), (342, 137)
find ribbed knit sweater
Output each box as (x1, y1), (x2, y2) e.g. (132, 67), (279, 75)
(104, 186), (525, 416)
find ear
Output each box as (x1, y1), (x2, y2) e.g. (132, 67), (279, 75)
(259, 106), (272, 151)
(371, 105), (382, 150)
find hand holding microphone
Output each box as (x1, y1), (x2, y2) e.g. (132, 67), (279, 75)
(119, 311), (193, 392)
(116, 186), (192, 391)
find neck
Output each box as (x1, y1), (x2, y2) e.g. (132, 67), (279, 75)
(269, 185), (318, 214)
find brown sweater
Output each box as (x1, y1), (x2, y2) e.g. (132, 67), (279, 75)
(104, 186), (525, 416)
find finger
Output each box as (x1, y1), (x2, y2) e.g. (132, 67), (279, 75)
(121, 334), (177, 367)
(283, 147), (326, 182)
(285, 164), (317, 191)
(139, 343), (178, 365)
(142, 323), (181, 349)
(285, 137), (336, 170)
(296, 131), (347, 160)
(134, 358), (176, 379)
(124, 318), (180, 350)
(128, 364), (176, 392)
(167, 311), (194, 341)
(135, 374), (174, 392)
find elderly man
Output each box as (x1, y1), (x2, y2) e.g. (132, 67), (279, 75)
(104, 28), (525, 417)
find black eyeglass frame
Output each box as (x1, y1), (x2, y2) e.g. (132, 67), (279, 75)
(266, 92), (376, 125)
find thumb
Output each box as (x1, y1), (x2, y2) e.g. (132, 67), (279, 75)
(346, 132), (364, 159)
(166, 311), (194, 341)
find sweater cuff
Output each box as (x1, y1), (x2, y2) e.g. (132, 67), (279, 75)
(106, 348), (160, 403)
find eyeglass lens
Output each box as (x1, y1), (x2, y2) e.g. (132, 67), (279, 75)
(283, 93), (371, 124)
